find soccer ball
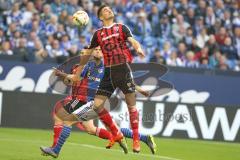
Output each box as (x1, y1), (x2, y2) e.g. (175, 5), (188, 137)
(72, 10), (89, 26)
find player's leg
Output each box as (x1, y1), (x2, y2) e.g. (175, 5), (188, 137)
(93, 95), (120, 137)
(120, 128), (157, 154)
(81, 120), (112, 140)
(40, 121), (75, 158)
(41, 99), (83, 158)
(125, 92), (140, 153)
(114, 63), (140, 152)
(51, 98), (71, 147)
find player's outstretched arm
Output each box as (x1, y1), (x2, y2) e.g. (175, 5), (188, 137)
(127, 37), (145, 59)
(135, 85), (150, 97)
(65, 48), (94, 82)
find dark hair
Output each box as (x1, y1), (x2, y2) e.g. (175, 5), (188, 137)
(97, 4), (108, 18)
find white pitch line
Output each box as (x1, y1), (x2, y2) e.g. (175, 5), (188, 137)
(0, 138), (182, 160)
(74, 143), (182, 160)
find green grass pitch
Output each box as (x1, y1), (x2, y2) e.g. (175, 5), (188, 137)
(0, 127), (239, 160)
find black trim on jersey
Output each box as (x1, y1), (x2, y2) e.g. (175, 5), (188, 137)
(122, 25), (133, 38)
(89, 31), (99, 49)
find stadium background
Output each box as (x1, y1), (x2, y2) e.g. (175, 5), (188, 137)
(0, 0), (239, 160)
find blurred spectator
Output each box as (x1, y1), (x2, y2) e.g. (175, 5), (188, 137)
(76, 35), (88, 50)
(217, 55), (229, 70)
(0, 41), (13, 55)
(148, 6), (160, 29)
(149, 48), (165, 64)
(185, 7), (195, 26)
(58, 10), (68, 25)
(215, 27), (228, 45)
(6, 2), (22, 26)
(194, 46), (209, 61)
(185, 51), (199, 68)
(66, 0), (81, 15)
(222, 10), (232, 29)
(220, 37), (238, 61)
(51, 0), (66, 16)
(27, 31), (39, 49)
(214, 0), (225, 19)
(205, 6), (216, 29)
(153, 14), (171, 40)
(68, 44), (79, 57)
(60, 34), (71, 52)
(156, 0), (167, 13)
(194, 16), (204, 36)
(196, 28), (209, 49)
(172, 14), (190, 43)
(0, 28), (6, 44)
(160, 41), (172, 60)
(10, 31), (22, 48)
(209, 50), (221, 68)
(54, 24), (66, 40)
(177, 42), (187, 61)
(232, 26), (240, 57)
(196, 0), (207, 17)
(45, 14), (58, 36)
(34, 40), (48, 64)
(133, 11), (152, 40)
(166, 51), (184, 67)
(21, 1), (38, 26)
(41, 4), (52, 23)
(142, 0), (156, 14)
(183, 27), (194, 48)
(48, 39), (68, 59)
(206, 35), (219, 56)
(199, 57), (210, 69)
(13, 38), (31, 62)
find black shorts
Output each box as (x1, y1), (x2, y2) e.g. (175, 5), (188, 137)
(96, 63), (135, 97)
(63, 99), (87, 114)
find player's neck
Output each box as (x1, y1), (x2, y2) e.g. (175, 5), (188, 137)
(103, 19), (114, 27)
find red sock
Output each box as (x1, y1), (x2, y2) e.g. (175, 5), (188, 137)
(52, 124), (63, 147)
(129, 108), (139, 141)
(96, 127), (112, 140)
(98, 108), (119, 136)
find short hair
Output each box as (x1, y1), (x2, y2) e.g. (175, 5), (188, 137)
(97, 4), (108, 18)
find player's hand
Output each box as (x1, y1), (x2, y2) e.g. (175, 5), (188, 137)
(52, 67), (67, 81)
(64, 74), (80, 85)
(136, 48), (145, 59)
(138, 90), (150, 97)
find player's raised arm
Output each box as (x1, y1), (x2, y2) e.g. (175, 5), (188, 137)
(122, 24), (145, 59)
(127, 37), (145, 59)
(66, 31), (99, 82)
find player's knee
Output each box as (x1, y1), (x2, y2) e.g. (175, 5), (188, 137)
(85, 127), (96, 135)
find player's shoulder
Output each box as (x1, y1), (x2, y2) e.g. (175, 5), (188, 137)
(115, 23), (129, 28)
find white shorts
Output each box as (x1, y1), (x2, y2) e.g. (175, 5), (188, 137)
(72, 101), (98, 122)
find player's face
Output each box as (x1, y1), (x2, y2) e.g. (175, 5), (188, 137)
(93, 47), (103, 59)
(100, 7), (114, 21)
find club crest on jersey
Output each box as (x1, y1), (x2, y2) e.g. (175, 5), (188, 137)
(101, 31), (104, 36)
(113, 26), (119, 32)
(98, 69), (103, 73)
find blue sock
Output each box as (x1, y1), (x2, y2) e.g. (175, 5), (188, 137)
(53, 125), (72, 154)
(120, 128), (148, 144)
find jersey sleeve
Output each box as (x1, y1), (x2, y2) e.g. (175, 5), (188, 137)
(122, 24), (133, 39)
(88, 31), (99, 49)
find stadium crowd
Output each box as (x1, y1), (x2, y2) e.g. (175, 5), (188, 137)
(0, 0), (239, 71)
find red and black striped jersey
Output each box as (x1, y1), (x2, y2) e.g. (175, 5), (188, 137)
(89, 23), (133, 66)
